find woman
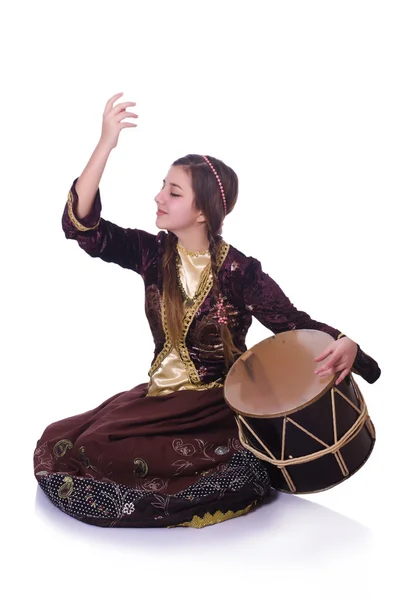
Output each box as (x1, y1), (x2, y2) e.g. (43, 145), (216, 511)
(33, 93), (381, 528)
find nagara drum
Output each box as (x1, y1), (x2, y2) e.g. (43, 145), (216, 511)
(224, 329), (376, 494)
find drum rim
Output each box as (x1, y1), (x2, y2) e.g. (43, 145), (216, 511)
(224, 373), (342, 419)
(224, 329), (341, 419)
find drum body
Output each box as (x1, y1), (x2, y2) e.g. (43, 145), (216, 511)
(224, 330), (376, 494)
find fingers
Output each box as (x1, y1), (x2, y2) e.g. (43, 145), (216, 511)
(104, 93), (137, 115)
(316, 362), (349, 380)
(116, 111), (139, 121)
(104, 92), (124, 113)
(314, 346), (336, 374)
(335, 368), (350, 386)
(111, 101), (137, 115)
(314, 346), (333, 362)
(314, 360), (334, 376)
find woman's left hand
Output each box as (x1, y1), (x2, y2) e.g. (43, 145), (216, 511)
(314, 337), (358, 385)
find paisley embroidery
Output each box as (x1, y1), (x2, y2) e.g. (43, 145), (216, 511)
(133, 458), (148, 477)
(78, 446), (91, 468)
(58, 476), (74, 499)
(53, 439), (73, 459)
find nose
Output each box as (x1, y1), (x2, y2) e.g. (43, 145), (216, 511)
(155, 190), (166, 208)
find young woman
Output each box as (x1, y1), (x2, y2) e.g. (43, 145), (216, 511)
(33, 93), (381, 528)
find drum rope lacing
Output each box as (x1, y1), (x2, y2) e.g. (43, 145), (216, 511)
(235, 377), (372, 469)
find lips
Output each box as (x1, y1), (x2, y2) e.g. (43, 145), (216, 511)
(157, 209), (167, 215)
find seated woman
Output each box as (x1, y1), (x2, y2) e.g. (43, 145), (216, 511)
(33, 93), (381, 528)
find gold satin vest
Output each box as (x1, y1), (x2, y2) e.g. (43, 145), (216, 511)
(146, 245), (211, 396)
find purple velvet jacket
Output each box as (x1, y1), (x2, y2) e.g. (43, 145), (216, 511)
(62, 178), (381, 386)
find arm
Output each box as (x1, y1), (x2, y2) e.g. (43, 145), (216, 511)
(74, 140), (112, 220)
(243, 258), (341, 338)
(71, 93), (138, 219)
(62, 177), (157, 275)
(243, 258), (381, 383)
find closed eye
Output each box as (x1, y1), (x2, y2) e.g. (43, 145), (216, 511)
(161, 182), (181, 197)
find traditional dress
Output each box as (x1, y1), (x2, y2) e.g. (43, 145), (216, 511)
(33, 179), (381, 528)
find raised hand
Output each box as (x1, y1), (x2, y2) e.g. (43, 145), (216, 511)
(100, 92), (139, 150)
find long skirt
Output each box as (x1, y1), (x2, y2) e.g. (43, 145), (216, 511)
(33, 382), (270, 528)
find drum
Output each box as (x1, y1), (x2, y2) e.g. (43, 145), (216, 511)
(224, 329), (375, 493)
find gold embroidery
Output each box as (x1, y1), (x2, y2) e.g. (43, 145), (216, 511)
(170, 502), (255, 528)
(176, 241), (229, 385)
(148, 287), (173, 377)
(148, 240), (229, 381)
(58, 476), (74, 499)
(53, 439), (73, 459)
(67, 190), (101, 232)
(133, 458), (149, 477)
(177, 243), (210, 257)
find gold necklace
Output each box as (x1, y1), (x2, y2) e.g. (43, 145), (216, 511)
(175, 252), (212, 308)
(177, 243), (210, 257)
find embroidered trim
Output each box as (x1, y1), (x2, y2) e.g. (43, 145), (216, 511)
(176, 240), (229, 385)
(170, 502), (255, 528)
(67, 190), (101, 232)
(148, 286), (174, 377)
(148, 240), (230, 381)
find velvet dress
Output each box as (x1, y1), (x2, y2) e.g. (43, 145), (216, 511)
(33, 179), (381, 528)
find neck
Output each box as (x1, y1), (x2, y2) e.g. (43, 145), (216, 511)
(174, 229), (212, 253)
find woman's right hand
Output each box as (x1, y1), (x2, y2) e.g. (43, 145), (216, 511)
(99, 92), (139, 150)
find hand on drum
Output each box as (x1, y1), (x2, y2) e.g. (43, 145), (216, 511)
(314, 337), (358, 385)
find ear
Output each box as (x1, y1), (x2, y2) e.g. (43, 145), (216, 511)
(196, 212), (206, 224)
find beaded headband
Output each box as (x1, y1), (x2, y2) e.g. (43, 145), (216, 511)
(202, 155), (227, 217)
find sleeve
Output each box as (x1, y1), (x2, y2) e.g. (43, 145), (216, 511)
(61, 177), (157, 276)
(243, 258), (381, 384)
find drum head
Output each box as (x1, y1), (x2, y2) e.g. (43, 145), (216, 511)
(224, 329), (336, 417)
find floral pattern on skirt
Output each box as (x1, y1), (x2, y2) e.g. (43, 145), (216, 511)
(34, 382), (270, 528)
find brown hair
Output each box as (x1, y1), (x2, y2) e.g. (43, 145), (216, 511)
(162, 154), (241, 369)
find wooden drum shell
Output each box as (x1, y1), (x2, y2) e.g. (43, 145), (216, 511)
(224, 330), (376, 494)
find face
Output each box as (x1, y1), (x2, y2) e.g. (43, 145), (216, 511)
(154, 165), (205, 233)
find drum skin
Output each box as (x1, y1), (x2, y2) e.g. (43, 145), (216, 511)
(224, 330), (376, 494)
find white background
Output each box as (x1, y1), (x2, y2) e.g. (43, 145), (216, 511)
(1, 1), (395, 598)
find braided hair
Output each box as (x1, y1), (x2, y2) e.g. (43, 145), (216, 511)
(162, 154), (241, 369)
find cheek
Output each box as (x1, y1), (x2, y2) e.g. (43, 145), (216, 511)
(172, 204), (194, 221)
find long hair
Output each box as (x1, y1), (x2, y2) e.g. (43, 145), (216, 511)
(162, 154), (241, 369)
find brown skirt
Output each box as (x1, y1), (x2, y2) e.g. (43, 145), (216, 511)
(33, 382), (270, 528)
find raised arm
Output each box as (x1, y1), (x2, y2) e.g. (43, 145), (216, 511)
(61, 93), (157, 275)
(73, 92), (138, 217)
(62, 178), (156, 274)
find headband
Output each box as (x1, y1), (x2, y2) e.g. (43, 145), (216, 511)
(202, 155), (227, 217)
